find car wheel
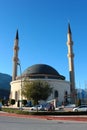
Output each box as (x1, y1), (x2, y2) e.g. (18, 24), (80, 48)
(75, 109), (78, 112)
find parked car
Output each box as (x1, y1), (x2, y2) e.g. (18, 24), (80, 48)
(25, 102), (32, 107)
(30, 105), (44, 111)
(64, 104), (76, 108)
(64, 104), (76, 112)
(73, 105), (87, 112)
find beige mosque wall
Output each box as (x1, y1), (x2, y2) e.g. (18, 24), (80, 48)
(46, 79), (70, 103)
(10, 80), (21, 100)
(10, 79), (70, 107)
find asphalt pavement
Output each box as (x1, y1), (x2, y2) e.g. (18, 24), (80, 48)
(0, 115), (87, 130)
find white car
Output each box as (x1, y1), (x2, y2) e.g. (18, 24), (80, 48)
(30, 105), (44, 111)
(73, 105), (87, 112)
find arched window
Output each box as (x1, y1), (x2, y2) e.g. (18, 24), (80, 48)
(65, 91), (68, 96)
(54, 90), (58, 98)
(64, 91), (68, 98)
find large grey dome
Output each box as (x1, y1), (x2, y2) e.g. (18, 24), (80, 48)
(20, 64), (65, 80)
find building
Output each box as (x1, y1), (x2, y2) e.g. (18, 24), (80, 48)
(77, 89), (87, 104)
(10, 24), (76, 107)
(0, 73), (12, 99)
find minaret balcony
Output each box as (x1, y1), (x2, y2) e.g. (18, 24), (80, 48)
(67, 53), (74, 57)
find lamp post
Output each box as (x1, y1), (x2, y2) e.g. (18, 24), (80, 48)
(17, 61), (22, 110)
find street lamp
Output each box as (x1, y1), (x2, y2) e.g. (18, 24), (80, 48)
(17, 61), (22, 110)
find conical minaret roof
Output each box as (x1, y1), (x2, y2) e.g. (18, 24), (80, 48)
(68, 23), (72, 34)
(16, 30), (19, 40)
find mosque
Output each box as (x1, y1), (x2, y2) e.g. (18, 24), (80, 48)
(10, 24), (76, 108)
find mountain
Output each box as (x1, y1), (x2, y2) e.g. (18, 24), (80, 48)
(0, 73), (12, 99)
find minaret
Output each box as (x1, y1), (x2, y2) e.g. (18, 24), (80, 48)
(12, 30), (19, 81)
(66, 23), (76, 103)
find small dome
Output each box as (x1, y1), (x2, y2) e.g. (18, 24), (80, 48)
(18, 64), (65, 80)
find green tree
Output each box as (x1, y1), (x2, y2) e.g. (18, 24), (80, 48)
(22, 80), (53, 105)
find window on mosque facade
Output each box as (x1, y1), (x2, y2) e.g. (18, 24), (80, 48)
(65, 91), (68, 96)
(54, 90), (58, 98)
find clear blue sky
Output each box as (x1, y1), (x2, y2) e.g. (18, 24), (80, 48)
(0, 0), (87, 89)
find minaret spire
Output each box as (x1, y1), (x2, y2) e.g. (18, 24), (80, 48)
(16, 29), (19, 39)
(68, 23), (71, 34)
(67, 23), (76, 103)
(12, 30), (19, 81)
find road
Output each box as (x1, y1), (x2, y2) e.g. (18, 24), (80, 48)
(0, 115), (87, 130)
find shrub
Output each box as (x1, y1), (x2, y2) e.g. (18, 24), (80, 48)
(10, 99), (15, 105)
(22, 100), (27, 106)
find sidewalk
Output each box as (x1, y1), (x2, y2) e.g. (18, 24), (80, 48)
(0, 111), (87, 122)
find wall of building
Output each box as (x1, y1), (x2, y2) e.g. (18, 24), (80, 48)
(10, 78), (70, 107)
